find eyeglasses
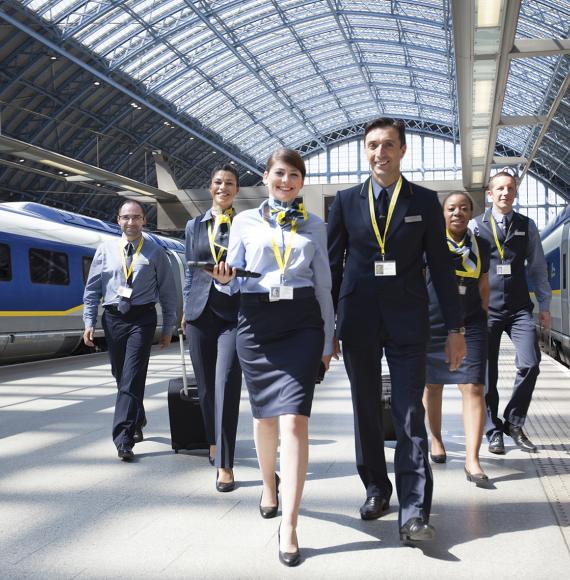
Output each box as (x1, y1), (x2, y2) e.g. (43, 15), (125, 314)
(118, 215), (144, 222)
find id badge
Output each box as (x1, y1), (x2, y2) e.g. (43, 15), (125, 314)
(269, 285), (294, 302)
(496, 263), (511, 275)
(458, 284), (467, 295)
(374, 260), (397, 276)
(118, 286), (133, 298)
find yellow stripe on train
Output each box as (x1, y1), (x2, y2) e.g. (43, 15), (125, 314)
(0, 305), (84, 317)
(529, 290), (561, 297)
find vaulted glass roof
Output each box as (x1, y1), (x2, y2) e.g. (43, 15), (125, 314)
(20, 0), (457, 161)
(5, 0), (570, 202)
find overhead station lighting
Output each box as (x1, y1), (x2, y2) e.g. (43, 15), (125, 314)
(476, 0), (504, 27)
(39, 158), (89, 176)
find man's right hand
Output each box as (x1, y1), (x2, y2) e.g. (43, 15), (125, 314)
(181, 317), (187, 335)
(83, 327), (95, 347)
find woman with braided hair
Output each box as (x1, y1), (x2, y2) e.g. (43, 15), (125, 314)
(423, 191), (491, 485)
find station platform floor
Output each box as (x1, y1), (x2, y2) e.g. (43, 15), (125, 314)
(0, 340), (569, 579)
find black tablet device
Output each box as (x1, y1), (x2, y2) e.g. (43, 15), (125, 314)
(187, 261), (261, 278)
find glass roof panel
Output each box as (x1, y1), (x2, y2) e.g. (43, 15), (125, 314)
(14, 0), (558, 182)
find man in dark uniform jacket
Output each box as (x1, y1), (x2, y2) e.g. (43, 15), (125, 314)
(327, 117), (465, 542)
(471, 171), (551, 455)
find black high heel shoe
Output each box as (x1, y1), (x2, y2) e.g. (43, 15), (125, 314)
(216, 469), (236, 493)
(259, 473), (280, 519)
(278, 523), (300, 567)
(464, 466), (489, 485)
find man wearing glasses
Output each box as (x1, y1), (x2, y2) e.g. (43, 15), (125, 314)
(83, 200), (177, 460)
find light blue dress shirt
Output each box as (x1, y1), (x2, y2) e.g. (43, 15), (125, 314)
(83, 234), (178, 333)
(469, 210), (551, 311)
(219, 199), (335, 356)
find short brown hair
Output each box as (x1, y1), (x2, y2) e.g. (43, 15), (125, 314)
(266, 148), (306, 179)
(488, 171), (517, 190)
(364, 117), (407, 147)
(118, 199), (146, 217)
(210, 163), (240, 187)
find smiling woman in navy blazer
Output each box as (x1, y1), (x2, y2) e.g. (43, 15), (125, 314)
(182, 164), (242, 492)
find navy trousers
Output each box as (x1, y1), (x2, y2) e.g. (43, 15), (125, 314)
(485, 308), (540, 439)
(186, 307), (242, 468)
(102, 307), (157, 447)
(343, 337), (431, 527)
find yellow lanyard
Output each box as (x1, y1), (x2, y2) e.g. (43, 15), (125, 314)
(120, 237), (144, 283)
(446, 230), (481, 278)
(489, 215), (512, 262)
(368, 176), (403, 257)
(266, 219), (297, 280)
(208, 214), (232, 264)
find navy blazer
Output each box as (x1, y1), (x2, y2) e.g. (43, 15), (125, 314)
(327, 176), (462, 345)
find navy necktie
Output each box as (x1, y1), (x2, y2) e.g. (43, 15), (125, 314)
(375, 188), (388, 231)
(118, 243), (134, 314)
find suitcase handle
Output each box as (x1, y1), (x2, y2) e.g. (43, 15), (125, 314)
(178, 328), (189, 397)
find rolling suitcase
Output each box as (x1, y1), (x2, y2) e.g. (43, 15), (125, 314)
(381, 374), (396, 441)
(167, 329), (208, 452)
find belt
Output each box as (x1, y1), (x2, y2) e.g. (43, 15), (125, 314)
(104, 303), (155, 315)
(241, 287), (315, 304)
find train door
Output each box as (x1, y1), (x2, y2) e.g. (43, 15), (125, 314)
(562, 222), (570, 338)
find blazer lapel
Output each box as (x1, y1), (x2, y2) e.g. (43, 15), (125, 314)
(358, 177), (377, 238)
(386, 177), (412, 242)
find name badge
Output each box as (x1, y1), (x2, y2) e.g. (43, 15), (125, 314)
(269, 285), (294, 302)
(514, 231), (526, 236)
(497, 264), (511, 275)
(118, 286), (133, 298)
(374, 261), (397, 276)
(458, 284), (467, 295)
(405, 215), (422, 223)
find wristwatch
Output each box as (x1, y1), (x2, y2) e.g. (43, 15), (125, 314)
(449, 327), (466, 335)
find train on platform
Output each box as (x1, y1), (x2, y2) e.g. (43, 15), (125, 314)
(0, 202), (186, 364)
(536, 206), (570, 367)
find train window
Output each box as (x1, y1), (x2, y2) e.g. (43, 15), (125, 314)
(82, 256), (93, 284)
(29, 248), (69, 285)
(0, 243), (11, 281)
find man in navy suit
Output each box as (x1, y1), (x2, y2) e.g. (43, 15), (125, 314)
(328, 118), (465, 542)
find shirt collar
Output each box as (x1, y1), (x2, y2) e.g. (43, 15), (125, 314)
(201, 208), (214, 222)
(121, 234), (142, 248)
(491, 208), (513, 223)
(371, 176), (398, 199)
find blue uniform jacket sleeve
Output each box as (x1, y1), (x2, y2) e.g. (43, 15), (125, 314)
(155, 247), (178, 333)
(312, 220), (335, 356)
(527, 219), (551, 311)
(82, 245), (104, 329)
(182, 218), (196, 318)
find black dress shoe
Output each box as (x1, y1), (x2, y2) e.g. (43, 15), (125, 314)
(216, 469), (236, 493)
(117, 444), (134, 461)
(506, 424), (537, 452)
(133, 427), (143, 444)
(464, 466), (489, 485)
(359, 496), (390, 520)
(399, 517), (435, 542)
(259, 473), (280, 519)
(488, 432), (505, 455)
(430, 452), (447, 464)
(278, 524), (301, 567)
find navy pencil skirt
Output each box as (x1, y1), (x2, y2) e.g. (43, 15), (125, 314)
(237, 288), (324, 419)
(426, 315), (487, 385)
